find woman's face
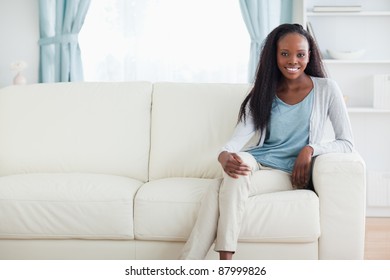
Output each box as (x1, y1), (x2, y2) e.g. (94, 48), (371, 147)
(276, 33), (310, 80)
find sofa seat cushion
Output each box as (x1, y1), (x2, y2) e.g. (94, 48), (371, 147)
(134, 178), (320, 243)
(0, 173), (142, 239)
(134, 178), (222, 241)
(240, 190), (320, 242)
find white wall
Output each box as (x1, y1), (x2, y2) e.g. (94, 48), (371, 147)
(0, 0), (39, 88)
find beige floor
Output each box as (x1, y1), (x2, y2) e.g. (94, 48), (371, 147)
(364, 217), (390, 260)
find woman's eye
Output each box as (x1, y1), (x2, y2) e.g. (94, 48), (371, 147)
(281, 52), (288, 57)
(297, 53), (306, 58)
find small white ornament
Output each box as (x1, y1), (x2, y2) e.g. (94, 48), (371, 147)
(10, 60), (28, 85)
(13, 72), (27, 85)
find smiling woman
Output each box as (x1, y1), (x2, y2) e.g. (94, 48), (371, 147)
(79, 0), (250, 83)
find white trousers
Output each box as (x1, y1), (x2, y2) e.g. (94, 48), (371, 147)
(179, 152), (293, 259)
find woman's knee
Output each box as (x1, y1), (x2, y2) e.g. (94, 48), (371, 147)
(235, 152), (257, 167)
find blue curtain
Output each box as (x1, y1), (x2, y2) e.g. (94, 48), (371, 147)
(38, 0), (91, 83)
(239, 0), (292, 82)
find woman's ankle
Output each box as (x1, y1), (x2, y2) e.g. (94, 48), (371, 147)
(219, 251), (233, 260)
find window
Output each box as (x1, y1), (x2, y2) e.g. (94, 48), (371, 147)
(79, 0), (250, 83)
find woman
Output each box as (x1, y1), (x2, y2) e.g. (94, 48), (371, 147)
(179, 23), (354, 260)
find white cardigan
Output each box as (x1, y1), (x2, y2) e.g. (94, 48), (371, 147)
(222, 77), (354, 157)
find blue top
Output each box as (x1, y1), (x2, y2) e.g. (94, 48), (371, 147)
(248, 89), (314, 173)
(221, 77), (354, 157)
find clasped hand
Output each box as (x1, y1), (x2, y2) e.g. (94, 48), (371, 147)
(218, 152), (251, 179)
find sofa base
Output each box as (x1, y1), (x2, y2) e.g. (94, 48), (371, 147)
(0, 239), (318, 260)
(0, 240), (135, 260)
(135, 240), (319, 260)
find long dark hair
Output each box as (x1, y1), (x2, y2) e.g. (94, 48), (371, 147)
(239, 23), (326, 131)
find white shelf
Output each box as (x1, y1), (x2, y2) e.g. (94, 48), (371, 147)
(323, 59), (390, 64)
(347, 107), (390, 113)
(307, 11), (390, 17)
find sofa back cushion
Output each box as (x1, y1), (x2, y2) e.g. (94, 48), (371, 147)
(0, 82), (152, 181)
(149, 82), (251, 180)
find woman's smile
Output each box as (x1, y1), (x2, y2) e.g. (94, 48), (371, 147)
(285, 66), (300, 73)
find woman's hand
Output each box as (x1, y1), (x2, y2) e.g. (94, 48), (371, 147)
(292, 146), (313, 189)
(218, 151), (251, 179)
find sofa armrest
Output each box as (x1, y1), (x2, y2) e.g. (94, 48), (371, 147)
(312, 152), (366, 259)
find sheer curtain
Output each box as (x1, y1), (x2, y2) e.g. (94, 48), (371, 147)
(79, 0), (250, 83)
(39, 0), (91, 82)
(239, 0), (293, 82)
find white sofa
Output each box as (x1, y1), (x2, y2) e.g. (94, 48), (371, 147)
(0, 82), (366, 260)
